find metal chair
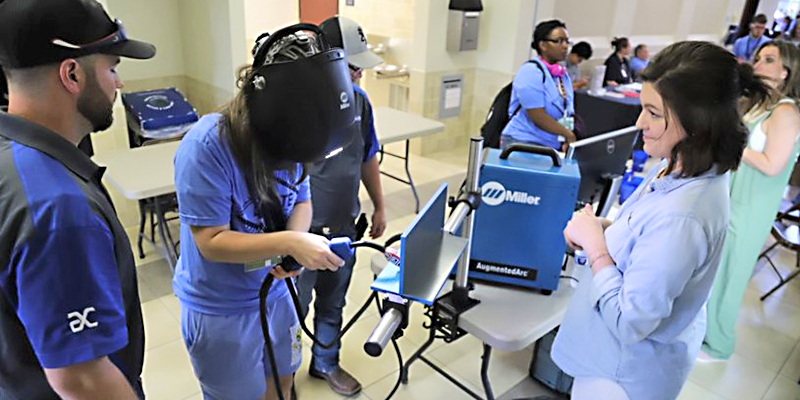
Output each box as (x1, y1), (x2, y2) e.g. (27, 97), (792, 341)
(757, 195), (800, 301)
(136, 137), (182, 259)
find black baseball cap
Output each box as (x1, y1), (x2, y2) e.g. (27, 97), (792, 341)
(0, 0), (156, 69)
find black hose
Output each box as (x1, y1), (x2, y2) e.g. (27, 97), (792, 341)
(384, 233), (402, 248)
(259, 241), (392, 400)
(350, 240), (387, 253)
(285, 279), (378, 349)
(384, 338), (404, 400)
(259, 274), (287, 400)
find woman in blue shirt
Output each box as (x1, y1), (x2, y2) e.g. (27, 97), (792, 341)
(173, 28), (353, 400)
(552, 41), (771, 400)
(501, 19), (576, 151)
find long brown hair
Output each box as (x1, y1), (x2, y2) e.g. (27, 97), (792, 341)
(640, 41), (772, 177)
(219, 65), (305, 229)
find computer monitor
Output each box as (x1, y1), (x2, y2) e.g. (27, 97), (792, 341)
(566, 126), (640, 208)
(371, 183), (468, 305)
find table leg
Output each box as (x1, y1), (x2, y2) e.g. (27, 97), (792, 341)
(481, 343), (495, 400)
(137, 199), (147, 259)
(401, 322), (436, 384)
(377, 140), (421, 213)
(403, 140), (420, 213)
(153, 197), (178, 270)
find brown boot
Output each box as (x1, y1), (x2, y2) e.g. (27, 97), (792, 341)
(308, 365), (362, 397)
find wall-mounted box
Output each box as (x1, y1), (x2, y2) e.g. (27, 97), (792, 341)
(446, 0), (483, 52)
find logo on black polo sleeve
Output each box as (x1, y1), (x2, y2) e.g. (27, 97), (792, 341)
(68, 307), (98, 333)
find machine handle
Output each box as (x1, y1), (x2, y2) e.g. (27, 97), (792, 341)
(499, 143), (562, 167)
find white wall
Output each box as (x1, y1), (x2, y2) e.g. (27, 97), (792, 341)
(244, 0), (299, 43)
(412, 0), (536, 74)
(758, 0), (782, 19)
(339, 0), (416, 40)
(178, 0), (237, 93)
(540, 0), (747, 61)
(106, 0), (185, 81)
(473, 0), (537, 75)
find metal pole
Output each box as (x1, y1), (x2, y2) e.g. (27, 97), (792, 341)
(364, 308), (403, 357)
(454, 137), (483, 291)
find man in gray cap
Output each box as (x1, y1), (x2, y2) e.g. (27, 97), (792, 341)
(297, 16), (386, 396)
(0, 0), (155, 398)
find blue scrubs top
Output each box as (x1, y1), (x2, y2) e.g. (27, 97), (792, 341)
(501, 57), (574, 149)
(173, 113), (310, 315)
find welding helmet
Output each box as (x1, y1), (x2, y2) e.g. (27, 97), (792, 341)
(244, 23), (356, 163)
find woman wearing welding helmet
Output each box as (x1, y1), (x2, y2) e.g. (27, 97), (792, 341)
(551, 41), (771, 400)
(172, 25), (356, 400)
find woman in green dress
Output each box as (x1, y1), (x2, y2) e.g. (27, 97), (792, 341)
(703, 40), (800, 360)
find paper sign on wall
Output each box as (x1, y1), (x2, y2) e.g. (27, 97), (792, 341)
(440, 75), (463, 119)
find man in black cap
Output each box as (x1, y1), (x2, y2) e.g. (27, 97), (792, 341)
(0, 0), (155, 399)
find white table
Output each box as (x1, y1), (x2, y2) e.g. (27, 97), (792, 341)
(93, 141), (181, 267)
(373, 107), (445, 213)
(91, 107), (446, 265)
(371, 253), (576, 400)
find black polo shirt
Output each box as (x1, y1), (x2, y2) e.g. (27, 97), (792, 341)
(0, 112), (144, 399)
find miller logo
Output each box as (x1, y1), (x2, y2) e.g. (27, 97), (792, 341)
(606, 139), (616, 155)
(68, 307), (98, 333)
(481, 181), (541, 207)
(339, 91), (351, 110)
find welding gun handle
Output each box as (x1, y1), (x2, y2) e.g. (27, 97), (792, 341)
(330, 237), (355, 262)
(280, 237), (354, 272)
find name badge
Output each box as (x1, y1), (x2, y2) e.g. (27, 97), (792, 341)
(558, 115), (575, 131)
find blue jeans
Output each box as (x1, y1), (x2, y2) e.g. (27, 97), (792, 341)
(296, 253), (357, 373)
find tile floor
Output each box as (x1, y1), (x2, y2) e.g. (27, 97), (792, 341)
(133, 144), (800, 400)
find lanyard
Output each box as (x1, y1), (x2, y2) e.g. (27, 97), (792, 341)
(556, 77), (568, 111)
(745, 36), (759, 59)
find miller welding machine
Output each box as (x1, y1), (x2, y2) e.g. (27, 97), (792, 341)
(469, 144), (580, 294)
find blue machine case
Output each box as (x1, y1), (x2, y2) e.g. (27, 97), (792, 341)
(469, 146), (580, 293)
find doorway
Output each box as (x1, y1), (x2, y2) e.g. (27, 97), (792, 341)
(299, 0), (338, 25)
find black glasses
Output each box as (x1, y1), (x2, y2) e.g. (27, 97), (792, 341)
(543, 37), (571, 45)
(51, 19), (128, 50)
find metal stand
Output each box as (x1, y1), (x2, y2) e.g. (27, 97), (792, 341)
(368, 137), (494, 398)
(379, 140), (420, 213)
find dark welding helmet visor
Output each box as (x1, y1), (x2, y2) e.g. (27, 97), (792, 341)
(244, 23), (356, 163)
